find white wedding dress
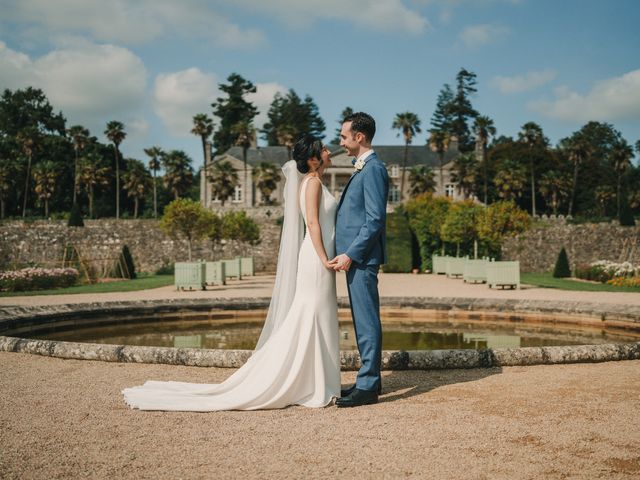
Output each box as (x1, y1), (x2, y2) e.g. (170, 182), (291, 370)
(122, 171), (340, 411)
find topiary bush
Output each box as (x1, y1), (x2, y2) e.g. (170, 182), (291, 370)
(619, 200), (636, 226)
(110, 245), (137, 279)
(553, 247), (571, 278)
(68, 204), (84, 227)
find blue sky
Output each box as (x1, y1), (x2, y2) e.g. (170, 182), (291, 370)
(1, 0), (638, 169)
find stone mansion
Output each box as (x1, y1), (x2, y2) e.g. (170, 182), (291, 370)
(200, 141), (464, 209)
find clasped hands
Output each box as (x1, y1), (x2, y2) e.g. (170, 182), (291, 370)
(326, 254), (352, 272)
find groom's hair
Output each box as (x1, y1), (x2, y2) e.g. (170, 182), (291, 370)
(344, 112), (376, 143)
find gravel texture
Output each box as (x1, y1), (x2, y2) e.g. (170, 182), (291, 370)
(1, 352), (639, 479)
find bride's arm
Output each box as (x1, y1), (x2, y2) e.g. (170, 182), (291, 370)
(305, 177), (332, 269)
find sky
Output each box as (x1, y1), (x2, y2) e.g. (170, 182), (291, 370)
(1, 0), (639, 170)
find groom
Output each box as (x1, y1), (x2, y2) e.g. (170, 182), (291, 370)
(330, 112), (389, 408)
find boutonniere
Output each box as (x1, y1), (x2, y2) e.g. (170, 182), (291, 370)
(353, 158), (365, 172)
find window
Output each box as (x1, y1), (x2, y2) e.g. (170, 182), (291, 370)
(232, 185), (243, 203)
(389, 165), (399, 178)
(389, 185), (400, 203)
(445, 184), (455, 198)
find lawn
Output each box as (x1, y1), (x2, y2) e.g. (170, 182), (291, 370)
(0, 274), (174, 297)
(521, 272), (640, 293)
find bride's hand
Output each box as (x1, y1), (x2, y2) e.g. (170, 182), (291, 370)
(322, 259), (334, 270)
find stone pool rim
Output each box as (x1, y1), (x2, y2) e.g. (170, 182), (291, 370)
(1, 296), (639, 370)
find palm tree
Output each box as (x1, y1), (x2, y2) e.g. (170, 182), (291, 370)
(122, 159), (152, 218)
(595, 185), (615, 216)
(610, 140), (633, 217)
(208, 161), (239, 206)
(562, 134), (591, 216)
(0, 160), (14, 219)
(162, 150), (194, 200)
(191, 114), (214, 206)
(428, 130), (451, 195)
(450, 152), (478, 199)
(17, 127), (39, 218)
(392, 112), (422, 201)
(518, 122), (547, 216)
(539, 170), (571, 215)
(32, 160), (58, 217)
(494, 160), (527, 201)
(67, 125), (90, 205)
(252, 162), (281, 205)
(276, 124), (296, 160)
(473, 116), (496, 205)
(104, 120), (126, 219)
(407, 165), (436, 198)
(77, 153), (110, 218)
(144, 146), (163, 218)
(231, 120), (256, 206)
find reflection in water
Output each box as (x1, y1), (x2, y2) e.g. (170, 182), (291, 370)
(31, 317), (640, 351)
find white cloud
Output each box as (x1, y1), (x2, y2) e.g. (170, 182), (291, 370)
(458, 24), (510, 48)
(2, 0), (266, 49)
(153, 69), (287, 137)
(529, 69), (640, 122)
(153, 68), (220, 137)
(229, 0), (429, 34)
(0, 40), (147, 137)
(491, 69), (556, 94)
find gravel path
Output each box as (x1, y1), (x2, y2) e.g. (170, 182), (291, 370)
(1, 353), (639, 479)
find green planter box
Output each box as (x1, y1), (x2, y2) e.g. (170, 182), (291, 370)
(174, 262), (206, 290)
(204, 261), (226, 286)
(445, 256), (467, 278)
(463, 259), (488, 283)
(223, 258), (242, 280)
(240, 257), (254, 276)
(486, 260), (520, 289)
(432, 255), (449, 275)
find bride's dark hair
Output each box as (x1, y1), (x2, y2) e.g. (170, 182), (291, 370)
(292, 134), (323, 174)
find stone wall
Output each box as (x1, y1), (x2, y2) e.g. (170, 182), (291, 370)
(502, 216), (640, 272)
(0, 206), (284, 274)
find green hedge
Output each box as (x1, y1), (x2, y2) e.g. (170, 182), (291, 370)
(384, 211), (413, 273)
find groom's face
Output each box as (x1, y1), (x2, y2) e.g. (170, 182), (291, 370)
(340, 121), (360, 156)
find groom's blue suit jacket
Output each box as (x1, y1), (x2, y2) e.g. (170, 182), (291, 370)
(336, 152), (389, 266)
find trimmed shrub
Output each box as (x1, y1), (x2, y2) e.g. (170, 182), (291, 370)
(0, 268), (79, 292)
(553, 247), (571, 278)
(619, 200), (636, 226)
(68, 204), (84, 227)
(384, 210), (413, 273)
(110, 245), (137, 279)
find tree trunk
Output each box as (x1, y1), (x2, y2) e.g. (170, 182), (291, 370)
(187, 238), (192, 261)
(134, 198), (139, 219)
(0, 199), (4, 219)
(400, 142), (408, 202)
(530, 158), (536, 216)
(569, 162), (579, 216)
(44, 198), (49, 218)
(115, 148), (120, 219)
(73, 149), (79, 205)
(22, 154), (32, 217)
(243, 146), (248, 207)
(201, 137), (208, 208)
(439, 152), (444, 196)
(89, 185), (94, 219)
(617, 172), (622, 218)
(483, 143), (488, 205)
(153, 170), (158, 218)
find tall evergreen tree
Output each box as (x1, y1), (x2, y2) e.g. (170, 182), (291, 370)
(331, 107), (354, 144)
(449, 68), (479, 152)
(429, 84), (455, 134)
(211, 73), (258, 154)
(473, 115), (496, 205)
(262, 89), (325, 145)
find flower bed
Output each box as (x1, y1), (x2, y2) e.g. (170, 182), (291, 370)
(0, 267), (79, 292)
(575, 260), (639, 286)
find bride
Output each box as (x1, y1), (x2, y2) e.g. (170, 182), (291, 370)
(122, 135), (340, 411)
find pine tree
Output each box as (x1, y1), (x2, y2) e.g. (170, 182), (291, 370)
(211, 73), (258, 154)
(449, 68), (479, 152)
(262, 89), (325, 145)
(553, 247), (571, 278)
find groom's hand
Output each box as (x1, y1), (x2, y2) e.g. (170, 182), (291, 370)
(329, 254), (352, 272)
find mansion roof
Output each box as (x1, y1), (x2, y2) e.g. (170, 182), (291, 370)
(215, 143), (459, 169)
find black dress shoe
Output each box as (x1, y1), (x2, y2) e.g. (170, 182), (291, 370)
(336, 388), (379, 408)
(341, 383), (382, 397)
